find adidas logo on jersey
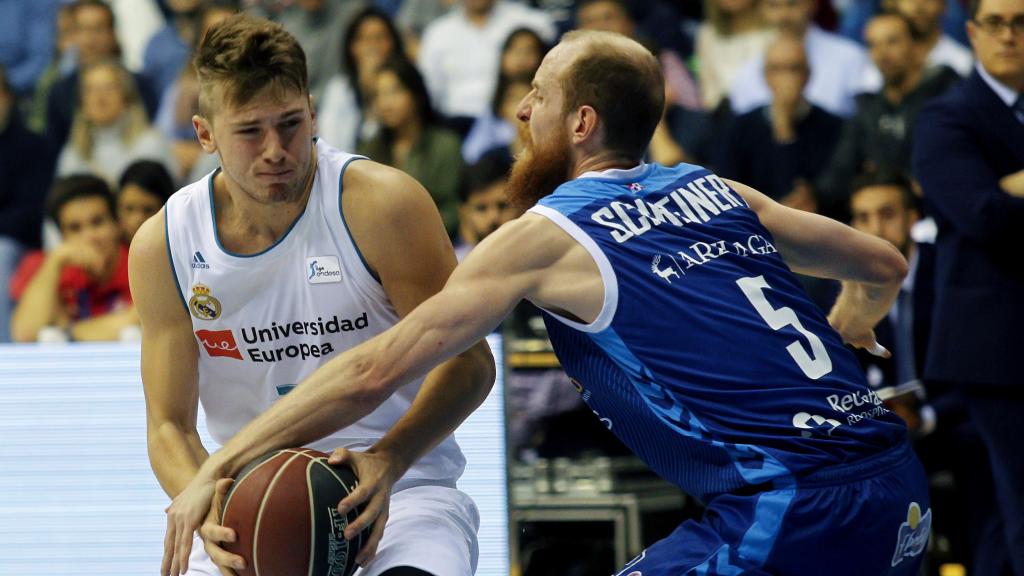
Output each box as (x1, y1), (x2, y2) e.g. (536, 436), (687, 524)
(191, 251), (210, 270)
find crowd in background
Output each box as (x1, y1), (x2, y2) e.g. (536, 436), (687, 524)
(1, 0), (1023, 574)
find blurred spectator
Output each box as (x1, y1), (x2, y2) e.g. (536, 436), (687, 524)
(357, 57), (464, 237)
(153, 2), (236, 180)
(454, 150), (514, 261)
(47, 0), (160, 150)
(462, 73), (532, 164)
(24, 3), (77, 135)
(318, 6), (405, 151)
(107, 0), (164, 73)
(276, 0), (368, 105)
(912, 0), (1024, 571)
(10, 175), (135, 343)
(57, 60), (175, 185)
(696, 0), (774, 110)
(817, 13), (958, 219)
(729, 0), (878, 117)
(141, 0), (205, 99)
(839, 0), (970, 46)
(418, 0), (556, 119)
(0, 0), (58, 98)
(576, 0), (701, 110)
(848, 172), (931, 393)
(461, 28), (546, 163)
(117, 160), (175, 245)
(717, 37), (841, 208)
(895, 0), (975, 75)
(0, 66), (56, 343)
(397, 0), (456, 57)
(499, 26), (548, 79)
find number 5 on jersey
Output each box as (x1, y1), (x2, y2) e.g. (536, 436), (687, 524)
(737, 275), (833, 380)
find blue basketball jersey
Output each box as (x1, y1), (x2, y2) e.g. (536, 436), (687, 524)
(529, 163), (906, 502)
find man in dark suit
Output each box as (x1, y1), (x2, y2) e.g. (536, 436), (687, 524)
(912, 0), (1024, 572)
(848, 173), (1002, 574)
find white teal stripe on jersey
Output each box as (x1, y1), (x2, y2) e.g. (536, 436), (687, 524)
(528, 204), (619, 333)
(589, 326), (793, 487)
(576, 163), (655, 182)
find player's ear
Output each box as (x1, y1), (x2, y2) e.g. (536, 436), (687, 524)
(193, 114), (217, 153)
(571, 105), (599, 146)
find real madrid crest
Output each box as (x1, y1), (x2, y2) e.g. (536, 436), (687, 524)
(188, 283), (222, 321)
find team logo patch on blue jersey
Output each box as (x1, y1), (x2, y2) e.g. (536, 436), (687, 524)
(891, 502), (931, 567)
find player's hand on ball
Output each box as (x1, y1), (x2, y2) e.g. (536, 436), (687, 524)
(328, 447), (400, 567)
(162, 473), (216, 576)
(200, 478), (245, 575)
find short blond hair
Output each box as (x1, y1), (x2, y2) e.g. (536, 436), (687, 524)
(194, 14), (308, 118)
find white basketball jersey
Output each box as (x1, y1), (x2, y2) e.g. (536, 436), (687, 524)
(164, 141), (465, 484)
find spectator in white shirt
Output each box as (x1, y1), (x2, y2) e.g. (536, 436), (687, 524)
(729, 0), (879, 117)
(417, 0), (556, 119)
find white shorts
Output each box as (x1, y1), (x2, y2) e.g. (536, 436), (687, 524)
(186, 484), (480, 576)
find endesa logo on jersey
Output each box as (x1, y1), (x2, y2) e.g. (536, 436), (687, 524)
(195, 329), (243, 360)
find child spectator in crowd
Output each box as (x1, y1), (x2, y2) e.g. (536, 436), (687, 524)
(10, 174), (135, 342)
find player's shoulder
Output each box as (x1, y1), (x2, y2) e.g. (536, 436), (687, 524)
(341, 158), (433, 208)
(129, 207), (168, 267)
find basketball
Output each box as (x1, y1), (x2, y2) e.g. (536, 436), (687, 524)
(220, 448), (367, 576)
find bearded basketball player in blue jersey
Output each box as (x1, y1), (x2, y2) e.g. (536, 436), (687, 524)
(167, 30), (931, 575)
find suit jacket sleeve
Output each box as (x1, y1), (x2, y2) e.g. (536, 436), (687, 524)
(912, 101), (1024, 244)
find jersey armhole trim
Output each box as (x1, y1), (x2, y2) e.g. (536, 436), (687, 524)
(336, 155), (379, 283)
(163, 208), (188, 314)
(529, 204), (618, 333)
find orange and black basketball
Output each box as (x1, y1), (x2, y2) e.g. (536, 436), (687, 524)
(220, 448), (367, 576)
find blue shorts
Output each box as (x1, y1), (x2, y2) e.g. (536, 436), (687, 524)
(615, 442), (931, 576)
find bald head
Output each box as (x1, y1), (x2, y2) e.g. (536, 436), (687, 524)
(553, 30), (664, 160)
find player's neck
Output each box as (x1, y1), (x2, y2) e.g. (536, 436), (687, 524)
(213, 153), (318, 253)
(572, 152), (641, 179)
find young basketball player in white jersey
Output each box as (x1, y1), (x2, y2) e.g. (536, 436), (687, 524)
(130, 15), (495, 576)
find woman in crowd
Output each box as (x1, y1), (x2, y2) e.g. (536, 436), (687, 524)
(357, 57), (463, 238)
(116, 160), (174, 245)
(318, 6), (406, 152)
(56, 60), (175, 185)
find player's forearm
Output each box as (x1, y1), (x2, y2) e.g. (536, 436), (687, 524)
(370, 341), (496, 474)
(148, 422), (210, 497)
(830, 279), (901, 333)
(200, 284), (506, 481)
(10, 256), (66, 342)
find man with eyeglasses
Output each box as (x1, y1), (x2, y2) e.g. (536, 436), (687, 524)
(912, 0), (1024, 573)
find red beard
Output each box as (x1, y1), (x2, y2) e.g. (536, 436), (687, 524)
(507, 123), (573, 214)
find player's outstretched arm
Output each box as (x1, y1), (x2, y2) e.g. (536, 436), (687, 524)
(726, 178), (907, 353)
(130, 211), (238, 576)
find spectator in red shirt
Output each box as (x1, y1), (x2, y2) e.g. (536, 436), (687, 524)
(10, 174), (135, 342)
